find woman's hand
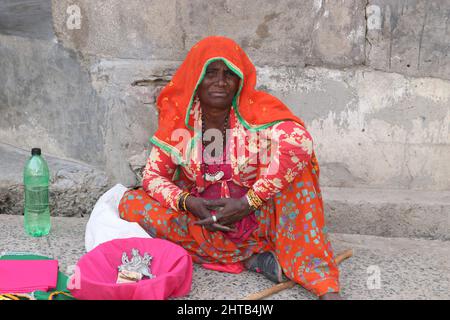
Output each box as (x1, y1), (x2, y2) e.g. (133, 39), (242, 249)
(194, 197), (251, 229)
(185, 196), (234, 232)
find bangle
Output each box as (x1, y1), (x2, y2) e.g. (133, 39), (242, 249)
(246, 189), (263, 209)
(177, 192), (189, 211)
(182, 193), (190, 212)
(250, 189), (263, 207)
(245, 194), (255, 210)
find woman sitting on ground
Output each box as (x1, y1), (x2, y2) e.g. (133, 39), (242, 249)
(119, 36), (342, 300)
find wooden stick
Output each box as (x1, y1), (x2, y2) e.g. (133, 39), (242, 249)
(241, 249), (353, 300)
(324, 249), (353, 266)
(241, 280), (296, 300)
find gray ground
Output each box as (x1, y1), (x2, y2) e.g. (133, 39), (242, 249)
(1, 215), (448, 300)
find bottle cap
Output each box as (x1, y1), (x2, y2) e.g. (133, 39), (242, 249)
(31, 148), (41, 156)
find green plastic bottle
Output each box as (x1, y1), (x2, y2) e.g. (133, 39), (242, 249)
(23, 148), (51, 237)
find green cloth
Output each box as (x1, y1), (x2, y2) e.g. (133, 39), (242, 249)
(0, 253), (76, 300)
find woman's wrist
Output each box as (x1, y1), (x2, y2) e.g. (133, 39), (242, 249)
(184, 195), (194, 212)
(239, 196), (251, 212)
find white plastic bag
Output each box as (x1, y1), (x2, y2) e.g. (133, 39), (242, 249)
(85, 184), (151, 252)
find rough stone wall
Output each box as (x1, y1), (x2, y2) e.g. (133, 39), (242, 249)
(0, 35), (106, 166)
(1, 0), (449, 190)
(366, 0), (450, 80)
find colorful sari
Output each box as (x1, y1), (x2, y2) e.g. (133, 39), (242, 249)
(119, 36), (339, 296)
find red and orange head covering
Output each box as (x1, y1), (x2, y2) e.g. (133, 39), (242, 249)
(151, 36), (305, 160)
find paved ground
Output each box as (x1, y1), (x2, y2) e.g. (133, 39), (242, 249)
(1, 214), (448, 300)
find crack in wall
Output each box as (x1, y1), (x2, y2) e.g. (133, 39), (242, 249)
(363, 0), (371, 67)
(417, 1), (430, 70)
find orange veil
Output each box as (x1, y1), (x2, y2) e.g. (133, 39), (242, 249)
(151, 36), (305, 162)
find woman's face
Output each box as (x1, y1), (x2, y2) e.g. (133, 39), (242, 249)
(197, 60), (240, 110)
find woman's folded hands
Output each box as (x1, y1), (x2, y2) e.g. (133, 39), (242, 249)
(191, 197), (251, 232)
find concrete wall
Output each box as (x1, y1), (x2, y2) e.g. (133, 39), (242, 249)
(0, 34), (106, 165)
(0, 0), (449, 190)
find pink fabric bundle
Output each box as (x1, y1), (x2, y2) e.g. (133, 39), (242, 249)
(0, 260), (58, 293)
(69, 237), (193, 300)
(201, 262), (245, 274)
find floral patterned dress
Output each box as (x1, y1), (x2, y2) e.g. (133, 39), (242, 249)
(119, 102), (340, 297)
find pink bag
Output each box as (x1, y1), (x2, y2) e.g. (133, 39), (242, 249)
(0, 260), (58, 294)
(69, 238), (193, 300)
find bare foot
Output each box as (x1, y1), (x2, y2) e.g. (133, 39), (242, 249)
(319, 292), (344, 300)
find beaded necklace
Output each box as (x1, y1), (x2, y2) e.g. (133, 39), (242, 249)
(201, 111), (229, 182)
